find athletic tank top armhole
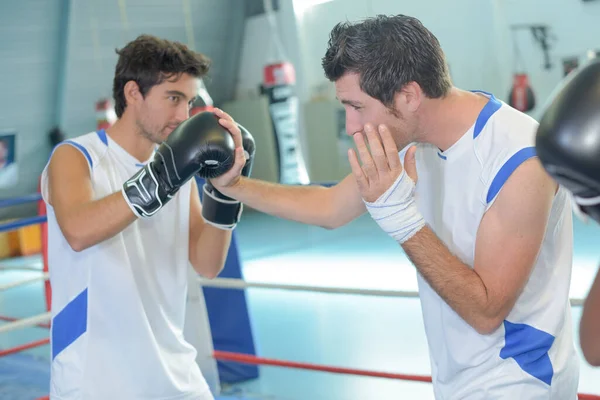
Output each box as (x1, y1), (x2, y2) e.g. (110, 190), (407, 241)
(483, 146), (537, 210)
(59, 141), (95, 176)
(40, 140), (94, 206)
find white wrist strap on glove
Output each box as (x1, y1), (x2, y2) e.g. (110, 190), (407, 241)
(364, 170), (425, 244)
(201, 184), (242, 231)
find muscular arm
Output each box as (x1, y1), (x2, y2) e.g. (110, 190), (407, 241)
(580, 268), (600, 366)
(47, 144), (137, 252)
(402, 158), (557, 334)
(216, 174), (366, 229)
(188, 179), (232, 278)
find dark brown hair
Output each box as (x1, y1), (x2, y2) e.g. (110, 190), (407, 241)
(322, 15), (452, 107)
(113, 34), (211, 118)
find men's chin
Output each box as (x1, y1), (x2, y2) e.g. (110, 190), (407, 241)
(159, 129), (173, 142)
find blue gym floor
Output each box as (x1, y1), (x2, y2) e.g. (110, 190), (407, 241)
(1, 211), (600, 399)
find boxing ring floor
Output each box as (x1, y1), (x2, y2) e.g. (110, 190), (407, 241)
(1, 211), (600, 399)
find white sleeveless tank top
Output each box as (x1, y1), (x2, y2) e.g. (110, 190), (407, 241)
(413, 92), (579, 399)
(40, 130), (212, 400)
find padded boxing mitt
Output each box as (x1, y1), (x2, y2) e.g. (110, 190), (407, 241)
(122, 112), (236, 218)
(535, 58), (600, 223)
(201, 123), (256, 230)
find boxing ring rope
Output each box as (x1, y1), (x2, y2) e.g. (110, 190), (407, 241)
(0, 193), (43, 208)
(0, 272), (49, 291)
(0, 193), (599, 400)
(0, 314), (50, 328)
(213, 350), (433, 382)
(0, 312), (51, 334)
(199, 277), (421, 299)
(197, 277), (587, 306)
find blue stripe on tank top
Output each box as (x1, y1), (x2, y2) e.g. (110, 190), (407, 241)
(52, 288), (88, 360)
(486, 147), (537, 204)
(438, 91), (502, 161)
(64, 140), (93, 169)
(96, 129), (108, 146)
(471, 91), (502, 139)
(500, 320), (555, 385)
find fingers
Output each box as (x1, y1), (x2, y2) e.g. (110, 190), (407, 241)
(213, 108), (233, 122)
(378, 125), (401, 171)
(225, 144), (246, 176)
(353, 131), (378, 180)
(215, 113), (243, 150)
(348, 148), (369, 193)
(212, 147), (246, 188)
(231, 146), (246, 174)
(363, 124), (390, 174)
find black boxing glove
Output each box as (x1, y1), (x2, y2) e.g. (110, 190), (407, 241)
(122, 112), (236, 218)
(201, 123), (256, 230)
(535, 58), (600, 223)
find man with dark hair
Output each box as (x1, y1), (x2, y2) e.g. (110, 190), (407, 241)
(212, 15), (579, 398)
(41, 34), (249, 399)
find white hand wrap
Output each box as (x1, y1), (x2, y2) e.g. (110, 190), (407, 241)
(364, 170), (426, 244)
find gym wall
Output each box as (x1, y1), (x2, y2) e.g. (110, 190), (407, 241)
(0, 0), (64, 206)
(295, 0), (600, 118)
(0, 0), (245, 218)
(492, 0), (600, 120)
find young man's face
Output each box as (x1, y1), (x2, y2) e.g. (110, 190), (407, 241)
(335, 72), (416, 150)
(134, 73), (199, 144)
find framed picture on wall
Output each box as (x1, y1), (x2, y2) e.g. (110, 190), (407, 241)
(0, 130), (18, 188)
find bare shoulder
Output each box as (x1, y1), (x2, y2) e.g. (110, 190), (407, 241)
(47, 144), (93, 207)
(496, 156), (557, 207)
(48, 144), (89, 173)
(485, 156), (557, 231)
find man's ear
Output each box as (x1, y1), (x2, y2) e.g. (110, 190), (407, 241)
(123, 80), (142, 108)
(397, 82), (422, 113)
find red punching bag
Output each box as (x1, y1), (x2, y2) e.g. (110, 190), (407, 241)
(95, 99), (116, 130)
(190, 80), (214, 116)
(508, 73), (536, 112)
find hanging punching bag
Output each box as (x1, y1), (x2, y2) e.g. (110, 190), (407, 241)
(95, 99), (117, 130)
(508, 73), (536, 112)
(190, 79), (215, 116)
(262, 61), (309, 185)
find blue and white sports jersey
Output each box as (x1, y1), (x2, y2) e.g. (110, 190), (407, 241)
(40, 130), (213, 400)
(414, 92), (579, 399)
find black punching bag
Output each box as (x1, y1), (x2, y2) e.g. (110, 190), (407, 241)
(509, 73), (536, 112)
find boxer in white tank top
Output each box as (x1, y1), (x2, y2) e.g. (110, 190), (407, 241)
(412, 92), (579, 398)
(344, 88), (580, 398)
(41, 35), (248, 400)
(324, 16), (580, 399)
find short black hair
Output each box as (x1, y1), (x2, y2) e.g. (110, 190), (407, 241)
(112, 34), (211, 118)
(322, 14), (452, 108)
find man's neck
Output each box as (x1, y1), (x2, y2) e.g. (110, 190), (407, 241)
(104, 115), (155, 162)
(417, 88), (491, 152)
